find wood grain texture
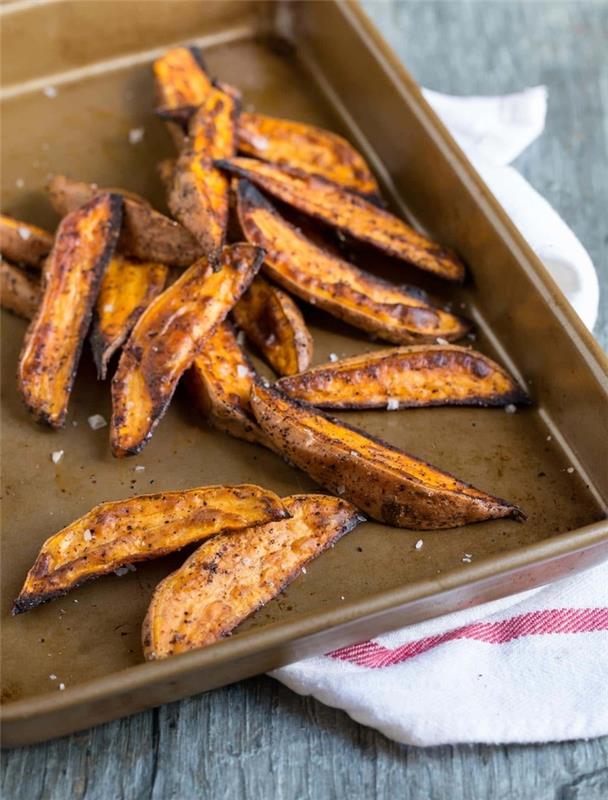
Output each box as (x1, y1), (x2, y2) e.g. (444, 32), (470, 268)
(2, 2), (607, 798)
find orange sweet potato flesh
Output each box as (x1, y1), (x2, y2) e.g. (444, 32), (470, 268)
(233, 276), (313, 376)
(12, 484), (288, 614)
(111, 243), (264, 457)
(238, 112), (380, 198)
(1, 259), (41, 319)
(251, 382), (524, 530)
(47, 174), (203, 267)
(217, 158), (465, 282)
(90, 255), (169, 380)
(237, 181), (469, 343)
(142, 494), (361, 659)
(169, 86), (238, 255)
(187, 321), (272, 448)
(153, 46), (211, 111)
(18, 194), (122, 428)
(277, 345), (529, 409)
(0, 214), (54, 268)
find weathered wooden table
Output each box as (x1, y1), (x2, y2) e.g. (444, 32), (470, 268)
(2, 2), (607, 798)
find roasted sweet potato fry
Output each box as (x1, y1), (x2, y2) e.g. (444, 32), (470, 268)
(277, 345), (529, 409)
(0, 214), (53, 268)
(238, 112), (380, 197)
(142, 494), (361, 659)
(187, 322), (271, 447)
(233, 276), (313, 376)
(47, 174), (203, 267)
(18, 194), (122, 428)
(251, 383), (524, 529)
(217, 158), (464, 282)
(12, 484), (288, 614)
(153, 46), (211, 111)
(1, 259), (41, 319)
(169, 86), (238, 255)
(90, 255), (169, 380)
(237, 181), (469, 343)
(111, 243), (264, 456)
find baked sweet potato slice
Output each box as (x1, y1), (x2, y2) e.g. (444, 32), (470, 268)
(1, 259), (41, 319)
(90, 255), (169, 380)
(12, 484), (288, 614)
(168, 86), (238, 255)
(18, 194), (122, 428)
(47, 174), (203, 267)
(217, 158), (464, 282)
(237, 181), (469, 343)
(233, 276), (313, 376)
(0, 214), (53, 268)
(238, 112), (380, 198)
(277, 345), (529, 409)
(153, 46), (211, 111)
(111, 243), (264, 456)
(251, 383), (524, 529)
(187, 321), (271, 447)
(142, 494), (361, 659)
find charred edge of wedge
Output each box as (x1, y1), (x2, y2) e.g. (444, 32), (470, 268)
(19, 194), (123, 428)
(236, 180), (472, 343)
(12, 485), (289, 614)
(276, 347), (530, 409)
(155, 104), (198, 131)
(252, 383), (527, 526)
(142, 495), (362, 658)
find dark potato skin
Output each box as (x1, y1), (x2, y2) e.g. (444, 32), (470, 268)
(237, 112), (380, 198)
(90, 255), (169, 380)
(17, 193), (122, 428)
(169, 86), (238, 255)
(1, 258), (41, 319)
(237, 181), (470, 343)
(217, 158), (465, 282)
(0, 214), (54, 268)
(233, 275), (313, 376)
(47, 174), (203, 267)
(187, 321), (272, 447)
(12, 484), (288, 614)
(142, 494), (361, 659)
(277, 345), (529, 409)
(111, 243), (264, 457)
(251, 382), (525, 530)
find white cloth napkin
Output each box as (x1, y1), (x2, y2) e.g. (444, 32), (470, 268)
(270, 88), (607, 745)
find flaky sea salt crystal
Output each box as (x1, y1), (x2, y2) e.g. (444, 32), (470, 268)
(435, 337), (449, 345)
(236, 364), (250, 378)
(83, 529), (93, 542)
(249, 134), (269, 150)
(18, 227), (32, 240)
(103, 303), (114, 313)
(128, 127), (145, 144)
(415, 539), (424, 550)
(134, 465), (145, 472)
(505, 404), (517, 414)
(328, 353), (339, 362)
(51, 450), (64, 464)
(43, 86), (58, 98)
(567, 467), (575, 474)
(15, 178), (24, 189)
(88, 414), (107, 430)
(114, 567), (129, 577)
(59, 683), (65, 690)
(386, 398), (399, 411)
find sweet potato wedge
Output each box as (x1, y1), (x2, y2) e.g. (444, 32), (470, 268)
(90, 255), (169, 380)
(18, 194), (122, 428)
(153, 46), (211, 111)
(47, 174), (203, 267)
(217, 158), (464, 282)
(111, 243), (264, 456)
(237, 112), (380, 198)
(233, 276), (313, 376)
(168, 86), (238, 255)
(142, 494), (361, 659)
(12, 484), (288, 614)
(237, 181), (469, 343)
(187, 321), (271, 447)
(251, 382), (524, 529)
(1, 259), (41, 319)
(277, 345), (529, 409)
(0, 214), (53, 268)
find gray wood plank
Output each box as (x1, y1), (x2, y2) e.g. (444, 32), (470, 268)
(3, 2), (607, 799)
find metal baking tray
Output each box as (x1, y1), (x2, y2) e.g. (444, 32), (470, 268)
(1, 0), (607, 747)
